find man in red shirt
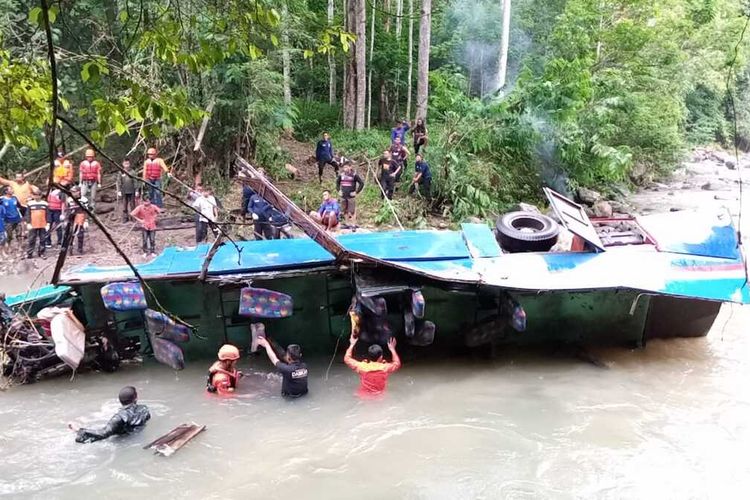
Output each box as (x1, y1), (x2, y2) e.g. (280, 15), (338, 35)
(344, 335), (401, 398)
(130, 197), (162, 256)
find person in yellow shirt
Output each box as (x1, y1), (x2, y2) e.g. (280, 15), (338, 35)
(53, 147), (74, 184)
(0, 173), (35, 218)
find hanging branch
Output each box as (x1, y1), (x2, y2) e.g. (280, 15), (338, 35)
(40, 0), (59, 196)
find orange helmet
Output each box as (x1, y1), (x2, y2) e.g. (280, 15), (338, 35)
(218, 344), (240, 361)
(85, 149), (95, 158)
(147, 147), (157, 155)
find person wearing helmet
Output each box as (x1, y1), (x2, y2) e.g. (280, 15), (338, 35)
(53, 147), (74, 184)
(142, 147), (171, 208)
(206, 344), (242, 395)
(79, 148), (102, 210)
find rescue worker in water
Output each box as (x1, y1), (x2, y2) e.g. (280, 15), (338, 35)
(206, 344), (242, 395)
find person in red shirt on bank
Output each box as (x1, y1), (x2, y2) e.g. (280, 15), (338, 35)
(130, 197), (162, 257)
(78, 148), (102, 209)
(344, 334), (401, 398)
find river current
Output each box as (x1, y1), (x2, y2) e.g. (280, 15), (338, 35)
(1, 303), (749, 499)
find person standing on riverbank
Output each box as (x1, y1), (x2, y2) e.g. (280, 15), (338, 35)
(130, 197), (161, 257)
(53, 148), (74, 184)
(409, 154), (432, 199)
(117, 158), (140, 223)
(256, 336), (309, 398)
(336, 160), (364, 230)
(1, 187), (22, 247)
(25, 188), (48, 259)
(344, 335), (401, 398)
(315, 132), (338, 183)
(412, 118), (427, 154)
(0, 173), (34, 225)
(64, 186), (89, 255)
(142, 147), (171, 208)
(391, 119), (411, 145)
(78, 149), (102, 210)
(69, 386), (151, 443)
(389, 137), (409, 183)
(45, 181), (67, 247)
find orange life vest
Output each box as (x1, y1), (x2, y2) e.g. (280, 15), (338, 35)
(47, 189), (64, 211)
(27, 199), (48, 229)
(79, 160), (101, 181)
(144, 159), (163, 181)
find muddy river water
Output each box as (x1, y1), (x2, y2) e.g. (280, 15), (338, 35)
(2, 155), (750, 499)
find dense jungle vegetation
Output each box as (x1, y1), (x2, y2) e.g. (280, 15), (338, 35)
(2, 0), (750, 221)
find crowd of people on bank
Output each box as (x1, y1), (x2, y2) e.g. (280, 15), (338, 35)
(306, 119), (432, 233)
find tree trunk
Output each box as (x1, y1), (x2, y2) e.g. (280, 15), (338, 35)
(343, 0), (356, 129)
(367, 0), (376, 128)
(395, 0), (403, 39)
(406, 0), (414, 120)
(415, 0), (432, 121)
(497, 0), (511, 90)
(354, 0), (367, 130)
(328, 0), (336, 105)
(281, 2), (292, 106)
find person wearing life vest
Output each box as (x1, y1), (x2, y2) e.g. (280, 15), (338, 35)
(335, 160), (364, 230)
(62, 185), (90, 255)
(142, 147), (171, 208)
(206, 344), (242, 396)
(45, 180), (67, 247)
(25, 187), (49, 259)
(53, 148), (74, 184)
(78, 148), (102, 210)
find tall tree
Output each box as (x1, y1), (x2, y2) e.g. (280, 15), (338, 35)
(343, 0), (357, 128)
(367, 0), (376, 127)
(406, 0), (414, 119)
(354, 0), (367, 129)
(415, 0), (432, 120)
(497, 0), (511, 90)
(281, 1), (292, 106)
(328, 0), (336, 104)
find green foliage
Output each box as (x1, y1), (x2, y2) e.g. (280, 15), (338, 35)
(0, 50), (51, 148)
(293, 99), (340, 141)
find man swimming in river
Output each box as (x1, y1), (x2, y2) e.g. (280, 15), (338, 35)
(69, 386), (151, 443)
(344, 335), (401, 398)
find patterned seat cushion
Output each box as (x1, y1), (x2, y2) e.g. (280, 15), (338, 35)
(100, 282), (147, 312)
(149, 331), (185, 370)
(145, 309), (190, 343)
(238, 287), (293, 318)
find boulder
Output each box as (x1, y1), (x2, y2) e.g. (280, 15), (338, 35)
(577, 187), (601, 205)
(701, 182), (717, 191)
(583, 205), (595, 218)
(464, 216), (483, 224)
(100, 192), (117, 203)
(592, 200), (613, 218)
(284, 163), (299, 179)
(94, 204), (115, 215)
(609, 200), (631, 214)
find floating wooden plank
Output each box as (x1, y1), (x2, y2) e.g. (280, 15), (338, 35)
(145, 423), (206, 457)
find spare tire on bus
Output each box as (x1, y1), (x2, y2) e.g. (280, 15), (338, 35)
(495, 211), (560, 253)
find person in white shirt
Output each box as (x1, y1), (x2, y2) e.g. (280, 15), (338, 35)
(190, 186), (218, 243)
